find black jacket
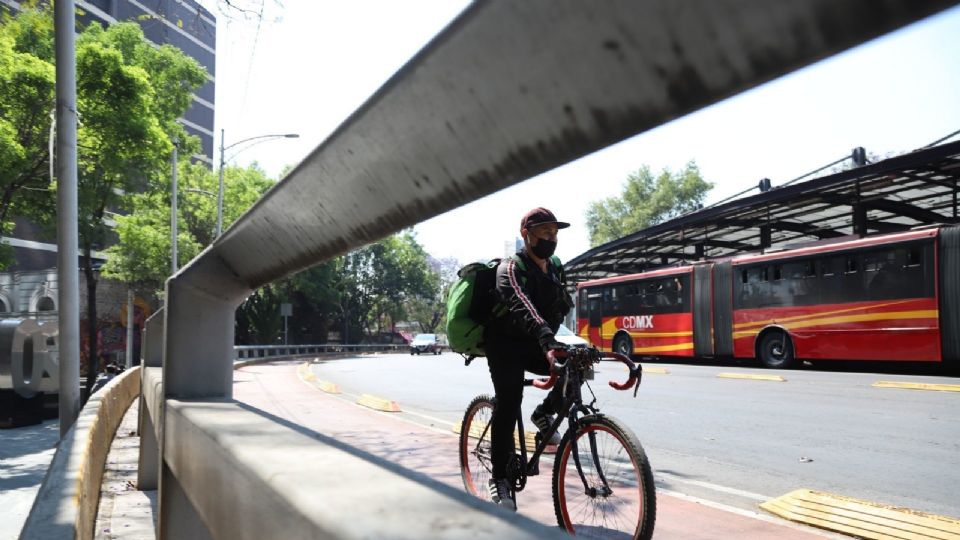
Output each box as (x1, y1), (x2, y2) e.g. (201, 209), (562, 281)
(487, 251), (573, 348)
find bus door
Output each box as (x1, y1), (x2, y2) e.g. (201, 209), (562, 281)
(693, 265), (713, 357)
(712, 261), (734, 357)
(587, 289), (604, 347)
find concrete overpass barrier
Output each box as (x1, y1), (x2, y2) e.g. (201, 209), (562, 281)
(162, 398), (565, 539)
(20, 366), (141, 540)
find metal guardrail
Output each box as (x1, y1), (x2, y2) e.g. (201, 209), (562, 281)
(232, 344), (406, 360)
(133, 1), (958, 539)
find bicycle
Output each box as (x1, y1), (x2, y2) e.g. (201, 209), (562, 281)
(459, 346), (656, 539)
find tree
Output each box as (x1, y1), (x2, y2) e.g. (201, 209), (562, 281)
(102, 162), (275, 295)
(1, 8), (207, 396)
(406, 255), (458, 334)
(586, 161), (713, 247)
(0, 8), (56, 268)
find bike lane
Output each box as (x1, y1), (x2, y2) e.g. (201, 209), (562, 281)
(233, 362), (840, 539)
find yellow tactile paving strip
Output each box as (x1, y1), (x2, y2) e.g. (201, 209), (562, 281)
(760, 489), (960, 540)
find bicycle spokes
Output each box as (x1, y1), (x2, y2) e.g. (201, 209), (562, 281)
(555, 419), (653, 539)
(460, 396), (496, 498)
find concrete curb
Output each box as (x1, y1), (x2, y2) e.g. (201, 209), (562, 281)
(20, 366), (141, 540)
(357, 394), (402, 412)
(760, 488), (960, 539)
(295, 362), (341, 393)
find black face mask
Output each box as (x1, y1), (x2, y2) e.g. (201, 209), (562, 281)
(531, 238), (557, 259)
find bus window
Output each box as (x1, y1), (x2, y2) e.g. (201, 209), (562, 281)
(906, 246), (921, 267)
(845, 257), (859, 274)
(772, 265), (782, 281)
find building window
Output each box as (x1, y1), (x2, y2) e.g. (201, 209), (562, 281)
(37, 297), (55, 311)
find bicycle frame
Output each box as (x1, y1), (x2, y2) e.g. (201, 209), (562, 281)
(514, 349), (639, 494)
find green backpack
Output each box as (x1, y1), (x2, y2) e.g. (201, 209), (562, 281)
(445, 255), (562, 358)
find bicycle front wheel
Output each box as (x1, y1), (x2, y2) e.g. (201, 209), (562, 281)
(459, 394), (495, 498)
(552, 415), (656, 540)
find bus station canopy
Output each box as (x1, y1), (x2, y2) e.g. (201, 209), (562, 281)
(566, 139), (960, 283)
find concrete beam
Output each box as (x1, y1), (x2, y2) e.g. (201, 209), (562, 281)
(162, 399), (564, 539)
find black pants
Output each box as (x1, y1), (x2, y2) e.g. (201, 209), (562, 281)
(484, 330), (565, 479)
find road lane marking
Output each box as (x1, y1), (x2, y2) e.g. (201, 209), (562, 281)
(659, 488), (847, 539)
(717, 372), (785, 382)
(655, 471), (769, 502)
(760, 489), (960, 540)
(872, 381), (960, 393)
(643, 367), (669, 375)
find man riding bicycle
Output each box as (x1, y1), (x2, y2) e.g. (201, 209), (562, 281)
(483, 207), (574, 510)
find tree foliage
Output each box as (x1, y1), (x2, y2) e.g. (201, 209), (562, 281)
(586, 161), (713, 247)
(101, 162), (274, 293)
(1, 7), (207, 397)
(234, 230), (443, 345)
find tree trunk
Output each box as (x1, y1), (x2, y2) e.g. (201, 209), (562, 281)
(83, 247), (98, 402)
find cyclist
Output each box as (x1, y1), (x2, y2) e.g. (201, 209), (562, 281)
(483, 207), (574, 510)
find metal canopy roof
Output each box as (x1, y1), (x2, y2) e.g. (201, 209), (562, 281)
(566, 139), (960, 283)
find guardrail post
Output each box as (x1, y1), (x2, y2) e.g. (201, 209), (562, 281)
(138, 309), (164, 490)
(159, 266), (249, 540)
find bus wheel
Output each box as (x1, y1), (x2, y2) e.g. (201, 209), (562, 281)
(613, 334), (633, 357)
(758, 331), (795, 369)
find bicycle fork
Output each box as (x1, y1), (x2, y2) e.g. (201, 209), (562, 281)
(569, 411), (614, 498)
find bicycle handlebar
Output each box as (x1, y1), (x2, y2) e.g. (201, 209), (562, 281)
(529, 348), (642, 396)
(603, 351), (642, 396)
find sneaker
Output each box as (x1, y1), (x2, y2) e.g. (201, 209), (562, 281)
(487, 478), (516, 511)
(531, 407), (562, 446)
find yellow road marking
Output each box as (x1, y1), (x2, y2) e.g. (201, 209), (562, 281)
(717, 372), (785, 382)
(872, 381), (960, 393)
(643, 367), (669, 375)
(356, 394), (401, 412)
(760, 489), (960, 540)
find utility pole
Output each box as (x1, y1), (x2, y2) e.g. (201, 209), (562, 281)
(217, 129), (224, 237)
(125, 290), (134, 369)
(55, 0), (80, 437)
(171, 139), (178, 274)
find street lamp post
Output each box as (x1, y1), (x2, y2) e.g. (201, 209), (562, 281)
(216, 130), (299, 238)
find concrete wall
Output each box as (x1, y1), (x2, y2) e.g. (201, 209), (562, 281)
(20, 366), (141, 540)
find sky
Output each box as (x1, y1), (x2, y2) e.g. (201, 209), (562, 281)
(204, 1), (960, 266)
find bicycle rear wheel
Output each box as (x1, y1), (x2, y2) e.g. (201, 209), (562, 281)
(459, 394), (495, 498)
(552, 415), (656, 540)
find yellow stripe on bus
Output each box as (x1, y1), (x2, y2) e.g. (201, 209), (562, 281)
(732, 310), (939, 339)
(733, 300), (915, 330)
(627, 331), (693, 338)
(633, 342), (694, 354)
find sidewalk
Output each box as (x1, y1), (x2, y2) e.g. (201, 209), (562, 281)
(0, 419), (59, 540)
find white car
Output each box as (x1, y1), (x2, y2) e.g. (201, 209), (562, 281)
(555, 324), (589, 348)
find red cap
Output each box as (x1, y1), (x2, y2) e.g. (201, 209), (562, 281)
(521, 207), (570, 230)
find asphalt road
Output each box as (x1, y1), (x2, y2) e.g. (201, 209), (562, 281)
(307, 352), (960, 519)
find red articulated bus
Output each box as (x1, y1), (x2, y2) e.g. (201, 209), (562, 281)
(575, 225), (960, 369)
